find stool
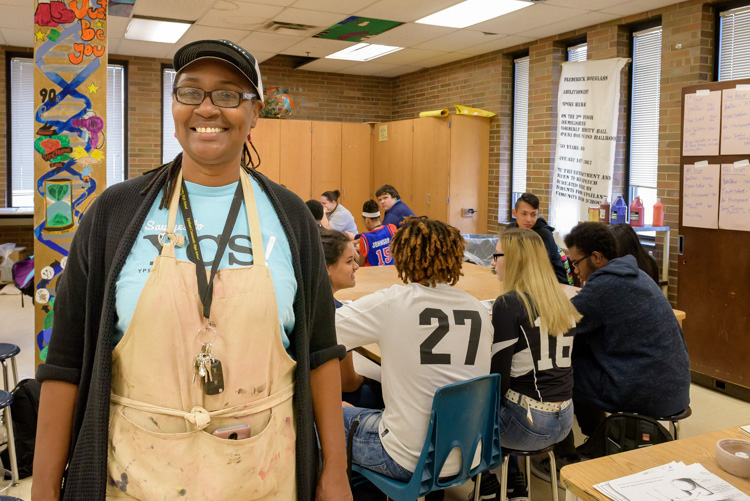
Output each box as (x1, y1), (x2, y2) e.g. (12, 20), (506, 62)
(500, 444), (558, 501)
(0, 345), (19, 392)
(0, 391), (18, 490)
(657, 406), (692, 440)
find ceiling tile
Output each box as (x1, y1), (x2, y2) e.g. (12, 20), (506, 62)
(370, 47), (442, 65)
(0, 0), (35, 6)
(273, 8), (347, 26)
(0, 30), (6, 46)
(373, 65), (422, 77)
(544, 0), (627, 10)
(197, 3), (284, 30)
(356, 0), (461, 23)
(0, 4), (32, 29)
(175, 25), (251, 46)
(413, 29), (497, 52)
(600, 0), (683, 16)
(1, 28), (29, 47)
(296, 58), (358, 73)
(236, 0), (297, 5)
(460, 34), (535, 55)
(280, 37), (356, 58)
(470, 4), (586, 35)
(249, 51), (277, 63)
(291, 0), (377, 15)
(116, 39), (174, 59)
(237, 31), (306, 53)
(522, 11), (620, 39)
(108, 38), (122, 55)
(337, 61), (399, 75)
(367, 23), (455, 47)
(419, 51), (476, 68)
(108, 16), (131, 40)
(134, 0), (213, 21)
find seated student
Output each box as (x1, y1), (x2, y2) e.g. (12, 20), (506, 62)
(535, 222), (690, 480)
(320, 228), (383, 409)
(336, 217), (492, 482)
(476, 228), (582, 501)
(306, 199), (329, 229)
(376, 184), (415, 228)
(509, 193), (573, 285)
(610, 223), (659, 283)
(356, 199), (397, 267)
(321, 190), (358, 235)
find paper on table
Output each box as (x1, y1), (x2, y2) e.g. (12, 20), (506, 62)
(682, 163), (720, 229)
(418, 109), (449, 118)
(683, 91), (721, 156)
(722, 88), (750, 155)
(719, 162), (750, 231)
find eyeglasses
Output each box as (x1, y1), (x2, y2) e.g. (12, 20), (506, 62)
(173, 87), (257, 108)
(492, 253), (504, 260)
(570, 254), (591, 271)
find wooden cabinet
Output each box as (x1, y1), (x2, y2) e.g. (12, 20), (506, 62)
(448, 115), (489, 234)
(372, 120), (414, 206)
(279, 120), (312, 199)
(311, 121), (342, 200)
(412, 118), (450, 220)
(251, 118), (280, 183)
(341, 123), (372, 234)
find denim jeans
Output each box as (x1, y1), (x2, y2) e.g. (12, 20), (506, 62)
(498, 397), (574, 451)
(343, 407), (413, 482)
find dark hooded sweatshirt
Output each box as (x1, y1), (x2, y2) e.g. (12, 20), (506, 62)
(509, 217), (569, 284)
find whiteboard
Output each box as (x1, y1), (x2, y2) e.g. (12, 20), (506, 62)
(682, 164), (720, 229)
(683, 91), (721, 156)
(719, 162), (750, 231)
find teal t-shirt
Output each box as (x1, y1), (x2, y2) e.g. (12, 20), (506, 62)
(114, 173), (296, 347)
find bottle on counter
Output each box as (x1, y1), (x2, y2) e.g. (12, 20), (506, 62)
(629, 196), (644, 227)
(611, 196), (627, 224)
(599, 197), (611, 224)
(652, 198), (664, 227)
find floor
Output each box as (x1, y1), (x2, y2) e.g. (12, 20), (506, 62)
(1, 289), (750, 500)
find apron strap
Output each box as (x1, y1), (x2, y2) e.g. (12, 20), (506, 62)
(239, 171), (266, 268)
(161, 169), (185, 254)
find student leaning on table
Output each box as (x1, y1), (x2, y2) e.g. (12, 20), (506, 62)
(32, 39), (351, 500)
(474, 228), (581, 501)
(335, 217), (492, 482)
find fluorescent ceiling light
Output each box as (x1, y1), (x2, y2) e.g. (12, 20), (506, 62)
(326, 43), (403, 61)
(125, 17), (192, 44)
(416, 0), (533, 29)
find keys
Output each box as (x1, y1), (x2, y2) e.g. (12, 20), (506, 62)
(192, 343), (224, 395)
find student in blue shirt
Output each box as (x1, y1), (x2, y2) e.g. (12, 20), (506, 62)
(356, 199), (397, 267)
(376, 184), (415, 228)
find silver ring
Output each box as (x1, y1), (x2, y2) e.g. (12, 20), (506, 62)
(158, 231), (177, 246)
(196, 325), (218, 345)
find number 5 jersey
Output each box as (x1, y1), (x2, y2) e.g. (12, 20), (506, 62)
(359, 223), (397, 266)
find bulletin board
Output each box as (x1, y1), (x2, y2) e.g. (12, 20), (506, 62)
(678, 79), (750, 398)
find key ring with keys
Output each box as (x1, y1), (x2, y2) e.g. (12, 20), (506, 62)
(196, 324), (218, 346)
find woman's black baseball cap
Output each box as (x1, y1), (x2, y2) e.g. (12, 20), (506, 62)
(173, 39), (264, 103)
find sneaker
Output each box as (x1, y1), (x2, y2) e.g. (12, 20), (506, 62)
(529, 454), (581, 488)
(507, 471), (528, 501)
(469, 472), (501, 500)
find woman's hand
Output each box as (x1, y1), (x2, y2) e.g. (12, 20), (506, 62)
(316, 463), (352, 500)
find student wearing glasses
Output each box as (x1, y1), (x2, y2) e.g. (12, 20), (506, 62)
(33, 40), (351, 500)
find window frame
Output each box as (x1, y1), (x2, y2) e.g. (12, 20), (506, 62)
(716, 1), (750, 81)
(509, 52), (529, 220)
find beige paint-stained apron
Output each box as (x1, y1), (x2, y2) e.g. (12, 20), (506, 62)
(106, 170), (297, 500)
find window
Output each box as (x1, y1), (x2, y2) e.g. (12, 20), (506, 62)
(567, 43), (588, 62)
(511, 56), (529, 213)
(629, 27), (662, 225)
(719, 5), (750, 81)
(162, 68), (182, 163)
(8, 57), (126, 207)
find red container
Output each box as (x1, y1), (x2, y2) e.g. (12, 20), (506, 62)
(599, 198), (610, 225)
(652, 198), (664, 227)
(629, 196), (644, 227)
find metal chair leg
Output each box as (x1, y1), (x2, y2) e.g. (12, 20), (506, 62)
(1, 362), (6, 392)
(525, 455), (532, 500)
(548, 451), (558, 501)
(4, 405), (18, 486)
(500, 455), (510, 501)
(9, 358), (17, 390)
(473, 472), (483, 501)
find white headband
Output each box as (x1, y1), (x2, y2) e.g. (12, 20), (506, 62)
(362, 211), (380, 218)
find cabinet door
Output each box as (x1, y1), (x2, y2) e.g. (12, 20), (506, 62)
(311, 121), (342, 200)
(449, 116), (489, 233)
(342, 123), (371, 234)
(251, 118), (280, 183)
(372, 120), (413, 204)
(413, 118), (450, 220)
(279, 120), (312, 200)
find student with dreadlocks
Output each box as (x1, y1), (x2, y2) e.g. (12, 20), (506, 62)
(33, 40), (351, 500)
(335, 217), (492, 482)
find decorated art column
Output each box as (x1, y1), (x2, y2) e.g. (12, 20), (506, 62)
(33, 0), (107, 367)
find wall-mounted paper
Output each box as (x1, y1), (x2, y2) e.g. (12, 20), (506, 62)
(721, 88), (750, 155)
(719, 163), (750, 231)
(683, 164), (720, 229)
(683, 91), (721, 156)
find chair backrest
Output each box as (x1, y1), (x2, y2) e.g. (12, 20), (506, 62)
(414, 373), (502, 495)
(590, 412), (673, 457)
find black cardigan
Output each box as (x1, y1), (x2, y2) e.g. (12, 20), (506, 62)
(37, 164), (344, 500)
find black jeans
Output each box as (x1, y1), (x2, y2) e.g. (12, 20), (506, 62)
(553, 399), (606, 457)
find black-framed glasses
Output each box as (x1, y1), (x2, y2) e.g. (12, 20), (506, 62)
(492, 253), (504, 260)
(174, 87), (257, 108)
(570, 254), (591, 271)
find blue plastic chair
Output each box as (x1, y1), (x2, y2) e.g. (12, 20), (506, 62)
(352, 374), (502, 501)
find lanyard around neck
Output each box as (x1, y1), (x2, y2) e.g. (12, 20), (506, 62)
(179, 179), (244, 321)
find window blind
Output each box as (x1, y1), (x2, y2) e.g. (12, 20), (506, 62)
(512, 56), (529, 196)
(162, 69), (182, 163)
(629, 27), (662, 190)
(719, 6), (750, 81)
(107, 64), (125, 185)
(567, 43), (588, 62)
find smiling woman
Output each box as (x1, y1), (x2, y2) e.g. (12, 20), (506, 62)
(33, 39), (352, 501)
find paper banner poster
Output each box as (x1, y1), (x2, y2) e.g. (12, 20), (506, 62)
(419, 109), (449, 118)
(682, 90), (721, 156)
(719, 161), (750, 231)
(682, 163), (720, 229)
(549, 58), (629, 238)
(721, 88), (750, 155)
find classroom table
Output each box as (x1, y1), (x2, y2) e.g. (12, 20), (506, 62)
(559, 426), (750, 500)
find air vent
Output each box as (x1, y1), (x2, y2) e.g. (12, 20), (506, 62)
(262, 21), (319, 36)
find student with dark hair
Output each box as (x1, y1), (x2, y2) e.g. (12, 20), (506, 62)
(610, 223), (659, 283)
(306, 199), (329, 229)
(375, 184), (415, 228)
(533, 222), (690, 482)
(336, 217), (492, 483)
(321, 190), (357, 234)
(356, 199), (397, 267)
(509, 193), (572, 285)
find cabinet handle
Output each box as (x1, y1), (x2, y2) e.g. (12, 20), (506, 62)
(426, 193), (430, 204)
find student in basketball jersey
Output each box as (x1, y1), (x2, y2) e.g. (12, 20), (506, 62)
(356, 199), (397, 267)
(336, 217), (492, 483)
(477, 228), (581, 500)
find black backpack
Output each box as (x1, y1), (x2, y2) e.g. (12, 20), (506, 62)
(1, 379), (41, 479)
(589, 412), (673, 458)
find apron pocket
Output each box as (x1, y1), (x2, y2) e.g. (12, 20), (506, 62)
(109, 405), (296, 500)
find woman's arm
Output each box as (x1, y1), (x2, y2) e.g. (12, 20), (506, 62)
(339, 352), (364, 392)
(31, 381), (78, 501)
(310, 358), (352, 501)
